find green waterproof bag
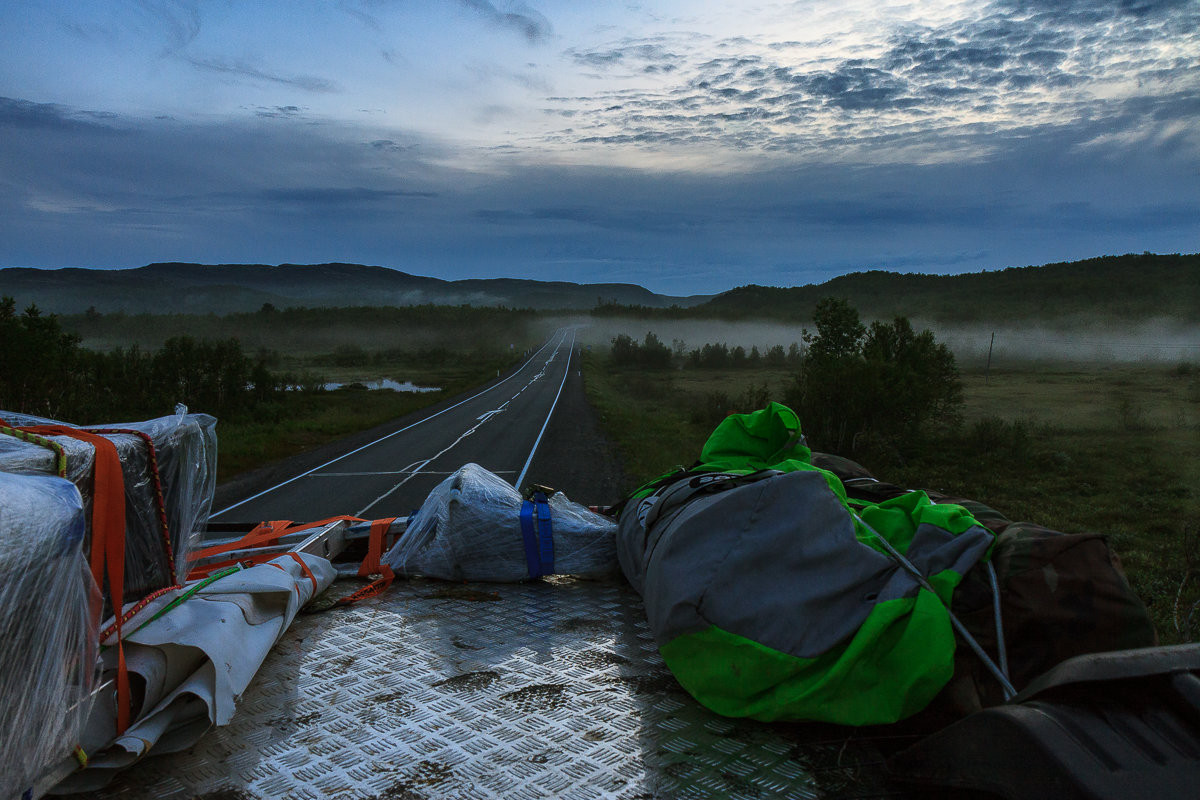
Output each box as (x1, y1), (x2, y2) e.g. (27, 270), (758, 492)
(616, 403), (995, 725)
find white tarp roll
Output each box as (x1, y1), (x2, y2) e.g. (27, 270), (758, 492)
(51, 552), (335, 794)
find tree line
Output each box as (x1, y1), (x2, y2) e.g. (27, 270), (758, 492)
(608, 333), (805, 371)
(608, 297), (963, 456)
(0, 297), (294, 423)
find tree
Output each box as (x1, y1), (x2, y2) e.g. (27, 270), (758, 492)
(609, 331), (672, 370)
(805, 297), (864, 362)
(0, 298), (84, 417)
(786, 297), (962, 454)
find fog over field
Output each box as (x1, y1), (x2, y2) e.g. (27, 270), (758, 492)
(561, 317), (1200, 365)
(931, 320), (1200, 365)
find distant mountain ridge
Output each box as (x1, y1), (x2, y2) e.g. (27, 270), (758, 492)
(0, 262), (710, 314)
(687, 253), (1199, 323)
(2, 253), (1196, 321)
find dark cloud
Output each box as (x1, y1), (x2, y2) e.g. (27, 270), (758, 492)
(763, 198), (1004, 228)
(1001, 0), (1194, 19)
(458, 0), (551, 43)
(0, 97), (121, 132)
(474, 205), (704, 233)
(187, 57), (340, 93)
(253, 105), (305, 119)
(258, 187), (437, 204)
(798, 65), (917, 111)
(369, 139), (413, 152)
(567, 42), (683, 71)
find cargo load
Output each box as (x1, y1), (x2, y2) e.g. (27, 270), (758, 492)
(383, 462), (618, 581)
(0, 471), (96, 798)
(617, 402), (1158, 724)
(0, 410), (218, 602)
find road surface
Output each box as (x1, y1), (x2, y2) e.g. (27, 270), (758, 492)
(211, 327), (579, 523)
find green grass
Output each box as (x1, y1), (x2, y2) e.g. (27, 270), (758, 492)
(580, 352), (798, 489)
(583, 355), (1200, 644)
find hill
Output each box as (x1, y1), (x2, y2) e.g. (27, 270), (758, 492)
(0, 262), (710, 314)
(3, 253), (1196, 322)
(690, 253), (1200, 323)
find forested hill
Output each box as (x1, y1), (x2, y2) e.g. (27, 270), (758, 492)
(3, 253), (1195, 321)
(0, 261), (710, 314)
(690, 254), (1200, 323)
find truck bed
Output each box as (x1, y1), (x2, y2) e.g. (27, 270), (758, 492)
(71, 576), (911, 799)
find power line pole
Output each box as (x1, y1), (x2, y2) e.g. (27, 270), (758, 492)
(985, 332), (995, 385)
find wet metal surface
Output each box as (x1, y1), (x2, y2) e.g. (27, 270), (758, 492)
(75, 578), (907, 799)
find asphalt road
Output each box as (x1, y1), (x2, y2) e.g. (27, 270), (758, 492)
(210, 327), (579, 524)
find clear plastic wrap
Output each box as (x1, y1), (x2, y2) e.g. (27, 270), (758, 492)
(0, 472), (98, 799)
(383, 462), (618, 581)
(0, 409), (218, 594)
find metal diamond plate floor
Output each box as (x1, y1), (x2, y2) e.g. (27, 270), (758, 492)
(64, 578), (908, 800)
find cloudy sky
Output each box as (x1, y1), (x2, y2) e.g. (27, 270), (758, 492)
(1, 0), (1197, 295)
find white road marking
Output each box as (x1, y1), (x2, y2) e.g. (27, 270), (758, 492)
(209, 333), (562, 519)
(515, 327), (576, 490)
(354, 330), (573, 517)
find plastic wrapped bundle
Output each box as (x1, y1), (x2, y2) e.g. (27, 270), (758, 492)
(0, 472), (98, 799)
(0, 410), (218, 597)
(383, 463), (618, 581)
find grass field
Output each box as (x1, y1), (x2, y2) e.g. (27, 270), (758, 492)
(582, 354), (1200, 645)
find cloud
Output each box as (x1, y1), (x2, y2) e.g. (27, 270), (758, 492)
(474, 204), (704, 233)
(258, 187), (437, 205)
(466, 62), (552, 93)
(567, 41), (683, 72)
(369, 139), (412, 152)
(536, 0), (1199, 167)
(458, 0), (551, 43)
(0, 97), (121, 132)
(338, 1), (383, 32)
(187, 57), (340, 93)
(131, 0), (202, 54)
(252, 105), (306, 119)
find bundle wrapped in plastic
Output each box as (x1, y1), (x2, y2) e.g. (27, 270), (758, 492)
(0, 472), (98, 800)
(0, 409), (218, 597)
(383, 463), (618, 581)
(53, 551), (336, 793)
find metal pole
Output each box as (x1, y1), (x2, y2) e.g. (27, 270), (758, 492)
(985, 332), (995, 385)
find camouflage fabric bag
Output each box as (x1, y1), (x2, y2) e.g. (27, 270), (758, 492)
(945, 521), (1158, 709)
(808, 451), (1157, 711)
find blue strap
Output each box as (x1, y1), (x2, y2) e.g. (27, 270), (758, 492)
(536, 494), (554, 575)
(520, 500), (542, 578)
(519, 493), (555, 578)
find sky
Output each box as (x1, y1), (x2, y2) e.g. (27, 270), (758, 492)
(1, 0), (1197, 296)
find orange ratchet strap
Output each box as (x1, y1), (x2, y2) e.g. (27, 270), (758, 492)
(23, 426), (134, 736)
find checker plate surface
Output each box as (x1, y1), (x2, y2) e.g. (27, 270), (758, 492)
(69, 578), (910, 799)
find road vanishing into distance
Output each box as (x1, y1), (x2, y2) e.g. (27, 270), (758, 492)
(210, 327), (576, 524)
